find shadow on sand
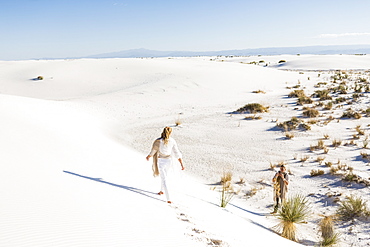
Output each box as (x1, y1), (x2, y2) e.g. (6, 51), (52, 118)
(63, 170), (162, 202)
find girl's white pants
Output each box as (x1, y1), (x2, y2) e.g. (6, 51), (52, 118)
(158, 158), (172, 201)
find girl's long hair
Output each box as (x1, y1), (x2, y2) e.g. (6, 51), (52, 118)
(161, 127), (172, 145)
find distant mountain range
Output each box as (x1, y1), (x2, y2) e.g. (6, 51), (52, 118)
(87, 45), (370, 58)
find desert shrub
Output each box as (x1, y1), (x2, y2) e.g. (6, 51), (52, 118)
(288, 90), (306, 98)
(312, 90), (332, 101)
(335, 84), (347, 94)
(323, 134), (330, 139)
(235, 103), (268, 113)
(310, 169), (325, 176)
(352, 93), (360, 99)
(301, 123), (311, 130)
(336, 195), (369, 221)
(324, 102), (333, 110)
(364, 108), (370, 117)
(341, 110), (362, 119)
(275, 195), (311, 241)
(277, 117), (300, 131)
(334, 97), (346, 104)
(297, 96), (313, 105)
(303, 107), (319, 118)
(279, 60), (287, 63)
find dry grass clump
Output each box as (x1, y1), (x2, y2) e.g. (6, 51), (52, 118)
(235, 103), (269, 114)
(300, 155), (309, 163)
(310, 140), (327, 151)
(310, 169), (325, 176)
(355, 125), (365, 135)
(324, 102), (333, 110)
(303, 107), (320, 118)
(331, 139), (342, 147)
(285, 132), (294, 139)
(288, 90), (306, 98)
(336, 195), (369, 221)
(252, 90), (266, 94)
(360, 151), (369, 161)
(312, 90), (332, 101)
(275, 195), (311, 242)
(244, 115), (262, 120)
(297, 96), (313, 105)
(316, 156), (326, 164)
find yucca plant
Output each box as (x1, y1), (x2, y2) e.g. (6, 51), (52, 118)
(319, 215), (340, 246)
(275, 195), (311, 241)
(319, 233), (340, 246)
(337, 195), (369, 221)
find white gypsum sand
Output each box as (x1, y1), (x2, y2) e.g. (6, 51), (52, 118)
(0, 55), (369, 246)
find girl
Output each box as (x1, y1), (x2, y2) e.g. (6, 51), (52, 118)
(146, 127), (184, 204)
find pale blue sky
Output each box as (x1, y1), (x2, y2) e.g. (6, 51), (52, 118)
(1, 0), (370, 60)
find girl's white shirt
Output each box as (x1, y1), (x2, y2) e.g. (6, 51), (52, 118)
(159, 137), (182, 159)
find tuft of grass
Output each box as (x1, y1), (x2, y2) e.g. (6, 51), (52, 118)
(275, 195), (311, 242)
(332, 139), (342, 147)
(235, 103), (269, 114)
(336, 195), (369, 221)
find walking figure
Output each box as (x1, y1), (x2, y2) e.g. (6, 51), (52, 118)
(272, 165), (289, 213)
(146, 127), (184, 204)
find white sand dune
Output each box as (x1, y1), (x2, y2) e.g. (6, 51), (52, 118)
(0, 55), (369, 246)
